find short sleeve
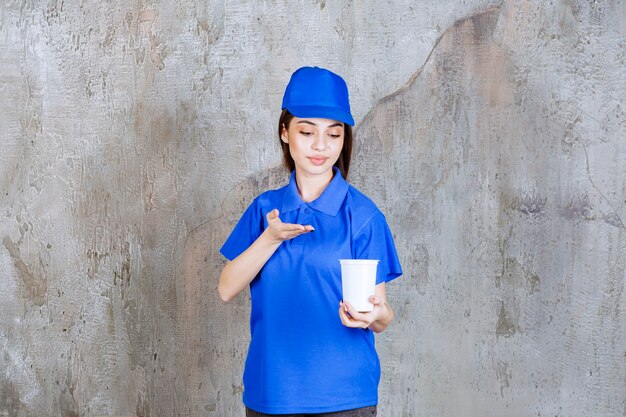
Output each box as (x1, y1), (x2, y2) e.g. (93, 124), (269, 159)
(220, 198), (264, 261)
(353, 211), (403, 284)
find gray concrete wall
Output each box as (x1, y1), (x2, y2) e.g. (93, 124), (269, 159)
(1, 1), (624, 416)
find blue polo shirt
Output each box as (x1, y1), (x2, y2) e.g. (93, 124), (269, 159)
(220, 166), (403, 414)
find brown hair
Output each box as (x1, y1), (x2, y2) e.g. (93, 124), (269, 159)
(278, 109), (353, 179)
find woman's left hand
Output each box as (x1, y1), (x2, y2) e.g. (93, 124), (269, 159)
(338, 296), (389, 329)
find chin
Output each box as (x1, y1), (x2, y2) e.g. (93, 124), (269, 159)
(296, 163), (334, 176)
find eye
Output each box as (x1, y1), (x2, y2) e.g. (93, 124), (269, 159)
(329, 133), (342, 138)
(300, 131), (313, 136)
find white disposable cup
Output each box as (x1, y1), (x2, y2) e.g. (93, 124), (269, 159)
(339, 259), (379, 312)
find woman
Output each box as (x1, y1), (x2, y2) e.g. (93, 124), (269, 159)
(219, 66), (403, 416)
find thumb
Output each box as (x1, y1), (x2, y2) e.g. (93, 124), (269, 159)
(369, 295), (382, 305)
(266, 209), (280, 222)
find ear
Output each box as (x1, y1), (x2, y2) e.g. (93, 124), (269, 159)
(280, 125), (289, 143)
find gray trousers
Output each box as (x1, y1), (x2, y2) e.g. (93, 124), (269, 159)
(245, 405), (377, 417)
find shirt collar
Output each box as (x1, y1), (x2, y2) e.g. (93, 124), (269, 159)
(281, 166), (349, 216)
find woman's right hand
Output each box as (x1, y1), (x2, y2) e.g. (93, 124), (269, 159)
(264, 209), (314, 244)
(218, 208), (314, 302)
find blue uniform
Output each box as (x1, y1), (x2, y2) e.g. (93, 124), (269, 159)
(220, 166), (403, 414)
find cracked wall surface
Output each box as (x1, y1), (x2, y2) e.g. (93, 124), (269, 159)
(1, 1), (625, 416)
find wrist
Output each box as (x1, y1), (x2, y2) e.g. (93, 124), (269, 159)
(378, 301), (390, 321)
(373, 301), (393, 327)
(260, 227), (282, 247)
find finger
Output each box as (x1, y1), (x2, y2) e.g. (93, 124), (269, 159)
(341, 302), (371, 329)
(282, 231), (309, 240)
(339, 303), (359, 328)
(338, 303), (349, 322)
(275, 225), (310, 240)
(278, 223), (314, 238)
(338, 304), (349, 325)
(279, 224), (308, 237)
(344, 301), (366, 320)
(339, 302), (352, 320)
(342, 313), (368, 329)
(270, 219), (302, 231)
(279, 223), (306, 231)
(281, 221), (312, 230)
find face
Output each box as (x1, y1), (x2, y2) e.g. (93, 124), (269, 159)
(281, 117), (345, 179)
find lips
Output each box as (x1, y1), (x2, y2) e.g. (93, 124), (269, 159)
(308, 156), (328, 166)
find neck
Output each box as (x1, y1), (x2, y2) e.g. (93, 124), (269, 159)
(294, 168), (335, 202)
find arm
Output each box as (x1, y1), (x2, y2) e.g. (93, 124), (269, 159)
(338, 283), (395, 333)
(218, 209), (313, 302)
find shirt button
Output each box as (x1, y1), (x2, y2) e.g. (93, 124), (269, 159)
(304, 208), (310, 214)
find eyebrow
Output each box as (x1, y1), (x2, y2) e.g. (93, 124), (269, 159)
(296, 120), (344, 128)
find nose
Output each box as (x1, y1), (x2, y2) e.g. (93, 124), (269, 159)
(311, 134), (326, 151)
